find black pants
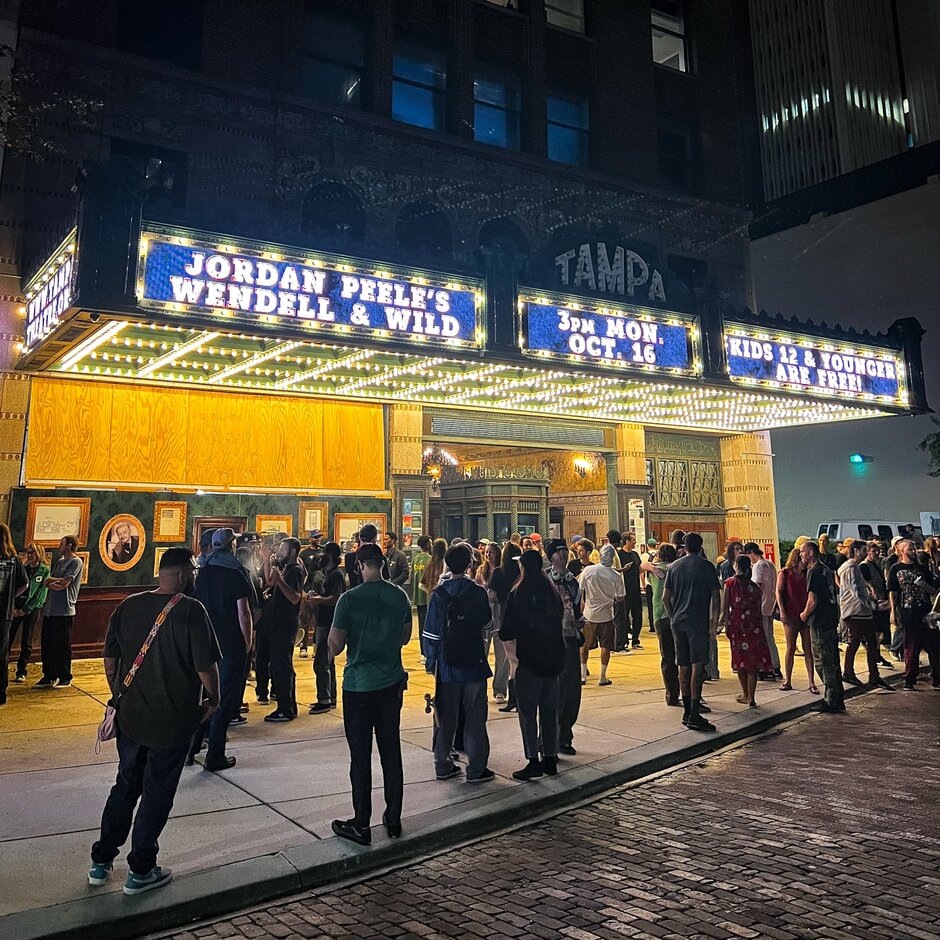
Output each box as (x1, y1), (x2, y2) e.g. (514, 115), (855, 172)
(625, 592), (644, 645)
(10, 608), (40, 676)
(872, 609), (891, 649)
(0, 619), (11, 702)
(654, 617), (680, 704)
(645, 585), (655, 631)
(343, 682), (404, 828)
(269, 629), (297, 716)
(254, 625), (271, 698)
(41, 614), (74, 683)
(91, 730), (189, 875)
(557, 637), (582, 747)
(843, 616), (880, 682)
(190, 644), (246, 762)
(313, 624), (336, 705)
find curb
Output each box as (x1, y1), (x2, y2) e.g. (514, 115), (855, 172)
(2, 672), (910, 940)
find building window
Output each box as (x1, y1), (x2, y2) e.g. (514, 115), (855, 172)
(473, 67), (521, 150)
(546, 0), (585, 33)
(547, 92), (589, 166)
(658, 118), (695, 189)
(393, 43), (447, 131)
(301, 11), (365, 109)
(651, 1), (687, 72)
(115, 0), (204, 69)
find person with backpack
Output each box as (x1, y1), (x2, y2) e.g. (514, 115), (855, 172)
(499, 549), (566, 781)
(423, 543), (494, 783)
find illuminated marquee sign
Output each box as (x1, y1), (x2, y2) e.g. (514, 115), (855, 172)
(520, 296), (697, 375)
(138, 229), (482, 349)
(724, 327), (905, 404)
(24, 231), (77, 348)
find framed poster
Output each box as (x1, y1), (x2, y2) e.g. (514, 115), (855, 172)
(153, 546), (170, 577)
(334, 513), (386, 547)
(153, 501), (187, 542)
(99, 513), (146, 572)
(192, 516), (246, 556)
(25, 497), (91, 547)
(75, 550), (90, 585)
(298, 501), (328, 536)
(256, 514), (293, 536)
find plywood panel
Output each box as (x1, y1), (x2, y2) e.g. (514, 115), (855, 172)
(284, 397), (324, 490)
(26, 378), (113, 483)
(322, 401), (384, 491)
(109, 384), (189, 485)
(184, 390), (233, 489)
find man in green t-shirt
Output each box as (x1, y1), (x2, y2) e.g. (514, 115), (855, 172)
(328, 543), (412, 846)
(411, 535), (432, 657)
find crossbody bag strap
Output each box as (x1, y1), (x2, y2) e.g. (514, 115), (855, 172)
(121, 593), (184, 691)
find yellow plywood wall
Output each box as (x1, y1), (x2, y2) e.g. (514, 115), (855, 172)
(25, 377), (385, 492)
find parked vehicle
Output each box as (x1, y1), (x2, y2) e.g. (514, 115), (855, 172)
(815, 521), (923, 544)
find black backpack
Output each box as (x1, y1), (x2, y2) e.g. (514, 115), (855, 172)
(437, 582), (486, 668)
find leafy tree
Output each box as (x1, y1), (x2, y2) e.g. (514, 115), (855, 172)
(918, 417), (940, 478)
(0, 43), (101, 159)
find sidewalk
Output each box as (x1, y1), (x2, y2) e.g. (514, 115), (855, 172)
(0, 623), (904, 939)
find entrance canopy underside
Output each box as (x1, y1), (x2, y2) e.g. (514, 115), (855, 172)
(43, 317), (894, 434)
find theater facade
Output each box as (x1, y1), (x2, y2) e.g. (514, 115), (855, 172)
(11, 170), (928, 654)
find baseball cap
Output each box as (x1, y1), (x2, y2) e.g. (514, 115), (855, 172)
(530, 533), (542, 542)
(199, 528), (216, 552)
(570, 535), (582, 544)
(211, 527), (236, 550)
(308, 529), (323, 539)
(647, 537), (657, 547)
(545, 538), (568, 559)
(599, 544), (616, 566)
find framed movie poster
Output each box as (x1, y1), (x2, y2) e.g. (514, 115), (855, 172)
(153, 501), (187, 542)
(298, 501), (328, 536)
(25, 497), (91, 547)
(256, 514), (293, 536)
(75, 550), (90, 585)
(333, 513), (386, 547)
(99, 513), (146, 572)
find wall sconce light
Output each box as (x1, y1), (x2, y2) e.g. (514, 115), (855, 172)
(572, 453), (603, 478)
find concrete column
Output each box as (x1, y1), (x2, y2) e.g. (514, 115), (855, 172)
(720, 431), (780, 555)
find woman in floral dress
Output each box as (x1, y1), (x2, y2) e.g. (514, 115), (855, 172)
(723, 554), (774, 707)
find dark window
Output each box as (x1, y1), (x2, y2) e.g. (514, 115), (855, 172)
(473, 66), (521, 150)
(115, 0), (204, 69)
(651, 1), (687, 72)
(301, 10), (365, 109)
(877, 525), (893, 541)
(657, 118), (696, 189)
(546, 0), (585, 33)
(547, 91), (589, 165)
(393, 43), (447, 130)
(110, 139), (187, 219)
(858, 525), (874, 540)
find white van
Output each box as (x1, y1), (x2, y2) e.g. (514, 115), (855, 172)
(815, 521), (923, 544)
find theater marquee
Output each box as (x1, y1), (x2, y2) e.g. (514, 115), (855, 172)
(137, 227), (483, 350)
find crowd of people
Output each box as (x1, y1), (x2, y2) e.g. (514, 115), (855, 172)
(4, 517), (936, 894)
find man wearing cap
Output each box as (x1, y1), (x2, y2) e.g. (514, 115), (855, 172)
(263, 537), (306, 722)
(546, 538), (582, 755)
(191, 528), (253, 770)
(329, 543), (412, 845)
(578, 544), (626, 687)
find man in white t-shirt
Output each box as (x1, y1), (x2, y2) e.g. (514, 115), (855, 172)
(745, 542), (781, 679)
(578, 544), (626, 687)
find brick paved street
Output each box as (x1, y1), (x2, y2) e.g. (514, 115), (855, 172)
(159, 690), (940, 940)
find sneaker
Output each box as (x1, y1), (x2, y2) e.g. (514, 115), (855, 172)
(239, 703), (249, 713)
(493, 693), (507, 703)
(841, 673), (862, 686)
(684, 714), (716, 732)
(204, 755), (236, 771)
(902, 684), (917, 692)
(256, 695), (270, 705)
(34, 677), (54, 688)
(228, 715), (247, 726)
(512, 760), (543, 782)
(308, 702), (331, 714)
(467, 768), (496, 784)
(54, 679), (72, 688)
(264, 710), (293, 722)
(331, 819), (370, 846)
(298, 647), (308, 658)
(436, 764), (463, 781)
(123, 866), (173, 896)
(88, 861), (112, 886)
(14, 674), (26, 683)
(873, 679), (895, 692)
(878, 658), (895, 669)
(559, 744), (577, 756)
(933, 682), (940, 690)
(631, 642), (643, 650)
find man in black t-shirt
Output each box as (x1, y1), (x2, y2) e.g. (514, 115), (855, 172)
(299, 530), (325, 593)
(620, 532), (644, 650)
(192, 528), (253, 769)
(307, 542), (346, 714)
(799, 540), (844, 712)
(264, 537), (306, 722)
(887, 539), (940, 690)
(91, 548), (220, 895)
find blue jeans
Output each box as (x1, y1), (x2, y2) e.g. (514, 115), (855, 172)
(91, 730), (189, 874)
